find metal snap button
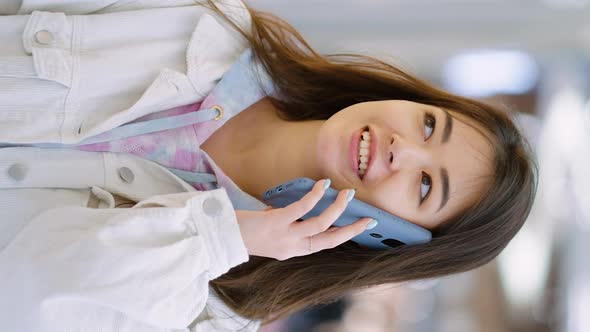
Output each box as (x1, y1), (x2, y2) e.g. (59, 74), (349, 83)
(7, 164), (27, 181)
(117, 167), (135, 184)
(202, 197), (222, 217)
(34, 30), (56, 45)
(212, 105), (224, 121)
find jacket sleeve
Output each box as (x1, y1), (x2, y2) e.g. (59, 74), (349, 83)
(1, 0), (206, 15)
(0, 188), (250, 331)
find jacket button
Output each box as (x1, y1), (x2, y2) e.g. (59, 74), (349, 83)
(117, 167), (135, 184)
(7, 164), (27, 181)
(202, 197), (222, 217)
(212, 105), (224, 121)
(34, 30), (56, 45)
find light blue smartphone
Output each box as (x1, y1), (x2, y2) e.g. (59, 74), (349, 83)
(262, 177), (432, 250)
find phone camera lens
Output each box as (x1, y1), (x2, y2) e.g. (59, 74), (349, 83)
(370, 233), (382, 238)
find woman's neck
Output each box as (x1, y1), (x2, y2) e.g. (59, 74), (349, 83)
(201, 98), (324, 200)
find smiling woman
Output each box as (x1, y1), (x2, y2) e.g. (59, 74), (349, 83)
(199, 0), (539, 327)
(0, 0), (537, 331)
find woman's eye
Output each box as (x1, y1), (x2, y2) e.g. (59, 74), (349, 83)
(420, 172), (432, 203)
(424, 112), (436, 140)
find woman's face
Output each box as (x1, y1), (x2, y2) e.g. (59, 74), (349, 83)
(315, 100), (494, 229)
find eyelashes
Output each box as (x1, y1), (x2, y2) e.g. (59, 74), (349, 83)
(424, 112), (436, 141)
(419, 111), (436, 204)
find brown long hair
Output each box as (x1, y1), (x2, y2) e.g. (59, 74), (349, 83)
(200, 1), (538, 329)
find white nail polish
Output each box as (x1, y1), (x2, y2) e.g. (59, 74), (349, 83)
(366, 219), (378, 230)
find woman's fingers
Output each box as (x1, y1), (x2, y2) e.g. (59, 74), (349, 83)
(275, 179), (331, 222)
(310, 217), (373, 250)
(269, 178), (373, 256)
(295, 188), (354, 236)
(275, 178), (358, 236)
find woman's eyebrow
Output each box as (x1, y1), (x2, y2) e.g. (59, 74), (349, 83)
(441, 109), (453, 144)
(437, 168), (450, 213)
(438, 108), (452, 212)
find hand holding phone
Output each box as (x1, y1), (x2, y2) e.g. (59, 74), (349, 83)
(235, 179), (375, 260)
(262, 177), (432, 250)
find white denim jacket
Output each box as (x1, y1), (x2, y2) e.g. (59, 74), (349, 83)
(0, 1), (262, 331)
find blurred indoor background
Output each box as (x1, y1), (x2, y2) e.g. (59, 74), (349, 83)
(249, 1), (590, 331)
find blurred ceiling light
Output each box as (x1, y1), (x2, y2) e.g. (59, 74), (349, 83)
(533, 89), (587, 228)
(544, 89), (587, 159)
(442, 49), (539, 98)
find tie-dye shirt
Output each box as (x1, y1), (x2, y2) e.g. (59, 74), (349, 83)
(74, 49), (273, 211)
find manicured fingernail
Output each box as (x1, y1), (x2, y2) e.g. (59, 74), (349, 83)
(366, 219), (378, 230)
(346, 189), (356, 202)
(323, 178), (331, 190)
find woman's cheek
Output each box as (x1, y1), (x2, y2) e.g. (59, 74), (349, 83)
(375, 188), (412, 220)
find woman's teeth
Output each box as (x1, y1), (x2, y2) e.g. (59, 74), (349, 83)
(359, 130), (371, 177)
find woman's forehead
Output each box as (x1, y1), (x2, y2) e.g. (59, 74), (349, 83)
(433, 116), (494, 221)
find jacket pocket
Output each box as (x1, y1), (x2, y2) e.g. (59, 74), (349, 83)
(0, 11), (73, 87)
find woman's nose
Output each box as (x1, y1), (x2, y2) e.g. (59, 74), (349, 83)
(388, 135), (430, 171)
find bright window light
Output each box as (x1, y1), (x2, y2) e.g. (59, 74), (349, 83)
(442, 49), (539, 98)
(497, 225), (551, 310)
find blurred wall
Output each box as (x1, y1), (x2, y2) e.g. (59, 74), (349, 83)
(249, 0), (590, 81)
